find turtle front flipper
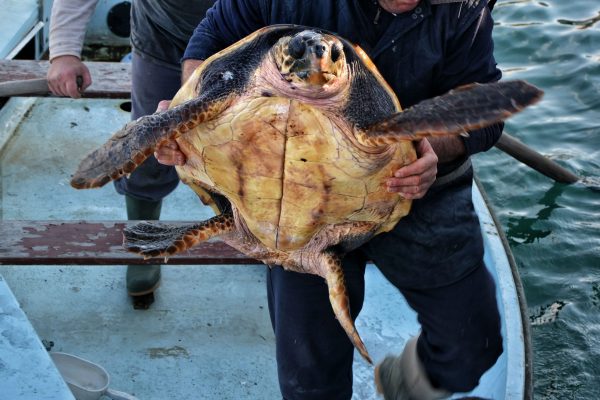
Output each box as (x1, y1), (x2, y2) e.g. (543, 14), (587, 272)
(320, 251), (372, 364)
(124, 213), (235, 260)
(70, 93), (234, 189)
(359, 80), (543, 146)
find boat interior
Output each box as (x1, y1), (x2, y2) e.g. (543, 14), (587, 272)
(0, 2), (528, 399)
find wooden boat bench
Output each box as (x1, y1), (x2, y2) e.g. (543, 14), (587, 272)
(0, 60), (131, 98)
(0, 220), (235, 398)
(0, 220), (260, 266)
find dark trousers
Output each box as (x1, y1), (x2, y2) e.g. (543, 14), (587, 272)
(266, 257), (502, 399)
(113, 51), (181, 201)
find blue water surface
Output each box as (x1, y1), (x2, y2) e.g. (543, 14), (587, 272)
(475, 1), (600, 398)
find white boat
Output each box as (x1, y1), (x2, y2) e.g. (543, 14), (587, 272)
(0, 135), (531, 400)
(0, 2), (533, 389)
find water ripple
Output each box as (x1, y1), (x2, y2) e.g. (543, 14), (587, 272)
(557, 11), (600, 29)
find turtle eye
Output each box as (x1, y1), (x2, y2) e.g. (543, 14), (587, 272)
(288, 36), (306, 59)
(331, 44), (342, 63)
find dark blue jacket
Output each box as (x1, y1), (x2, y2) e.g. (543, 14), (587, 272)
(183, 0), (501, 286)
(184, 0), (503, 166)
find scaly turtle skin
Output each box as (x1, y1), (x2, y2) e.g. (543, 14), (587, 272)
(71, 25), (542, 363)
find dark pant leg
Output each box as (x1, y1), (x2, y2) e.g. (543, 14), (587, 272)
(266, 252), (367, 400)
(113, 51), (181, 201)
(398, 262), (503, 393)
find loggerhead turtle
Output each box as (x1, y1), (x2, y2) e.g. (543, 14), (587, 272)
(71, 25), (542, 363)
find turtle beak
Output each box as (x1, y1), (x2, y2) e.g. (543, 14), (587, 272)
(305, 54), (331, 85)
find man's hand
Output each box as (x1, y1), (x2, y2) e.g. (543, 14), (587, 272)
(385, 139), (438, 199)
(155, 139), (187, 166)
(47, 55), (92, 98)
(182, 59), (204, 84)
(153, 100), (187, 166)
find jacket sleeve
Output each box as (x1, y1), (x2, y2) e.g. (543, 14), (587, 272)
(49, 0), (99, 61)
(182, 0), (268, 62)
(437, 4), (504, 156)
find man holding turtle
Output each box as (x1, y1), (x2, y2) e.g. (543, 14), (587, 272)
(157, 0), (504, 399)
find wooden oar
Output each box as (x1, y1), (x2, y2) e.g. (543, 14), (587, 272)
(0, 78), (50, 97)
(495, 132), (579, 183)
(0, 60), (131, 98)
(0, 77), (84, 97)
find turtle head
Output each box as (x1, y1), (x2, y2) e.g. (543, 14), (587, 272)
(273, 30), (346, 87)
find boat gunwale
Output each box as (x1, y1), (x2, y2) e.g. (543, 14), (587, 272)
(475, 176), (533, 400)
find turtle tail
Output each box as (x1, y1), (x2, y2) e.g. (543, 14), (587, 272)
(321, 251), (373, 364)
(70, 94), (232, 189)
(359, 80), (543, 146)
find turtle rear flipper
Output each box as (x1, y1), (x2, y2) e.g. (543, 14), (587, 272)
(70, 94), (233, 189)
(124, 213), (235, 260)
(359, 80), (543, 146)
(320, 251), (372, 364)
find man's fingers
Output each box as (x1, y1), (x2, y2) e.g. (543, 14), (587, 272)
(395, 142), (438, 178)
(385, 174), (436, 198)
(385, 139), (439, 199)
(387, 174), (426, 188)
(154, 149), (186, 166)
(80, 71), (92, 92)
(154, 139), (186, 166)
(164, 140), (180, 150)
(65, 79), (81, 98)
(152, 101), (180, 166)
(156, 100), (171, 113)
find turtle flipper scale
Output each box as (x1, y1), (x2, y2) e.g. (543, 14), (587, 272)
(124, 213), (235, 259)
(321, 252), (373, 364)
(359, 80), (543, 146)
(70, 94), (233, 189)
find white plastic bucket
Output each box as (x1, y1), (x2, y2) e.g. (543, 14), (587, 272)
(50, 352), (138, 400)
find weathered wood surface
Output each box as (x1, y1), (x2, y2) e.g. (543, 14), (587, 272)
(495, 132), (579, 184)
(0, 60), (131, 98)
(0, 220), (260, 265)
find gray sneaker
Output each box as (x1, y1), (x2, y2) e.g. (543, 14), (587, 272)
(374, 336), (450, 400)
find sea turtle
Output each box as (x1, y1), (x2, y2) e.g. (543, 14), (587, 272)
(71, 24), (542, 363)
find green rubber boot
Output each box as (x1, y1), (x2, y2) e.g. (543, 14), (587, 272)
(125, 195), (162, 297)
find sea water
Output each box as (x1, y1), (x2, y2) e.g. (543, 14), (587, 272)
(476, 1), (600, 398)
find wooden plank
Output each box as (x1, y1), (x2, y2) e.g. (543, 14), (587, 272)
(0, 60), (131, 98)
(0, 220), (260, 265)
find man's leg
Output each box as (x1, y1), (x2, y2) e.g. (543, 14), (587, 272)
(266, 252), (367, 400)
(124, 195), (162, 297)
(375, 262), (502, 398)
(114, 51), (181, 306)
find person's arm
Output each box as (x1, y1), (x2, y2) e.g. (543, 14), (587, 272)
(47, 0), (98, 98)
(182, 0), (267, 64)
(432, 5), (504, 162)
(387, 4), (503, 197)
